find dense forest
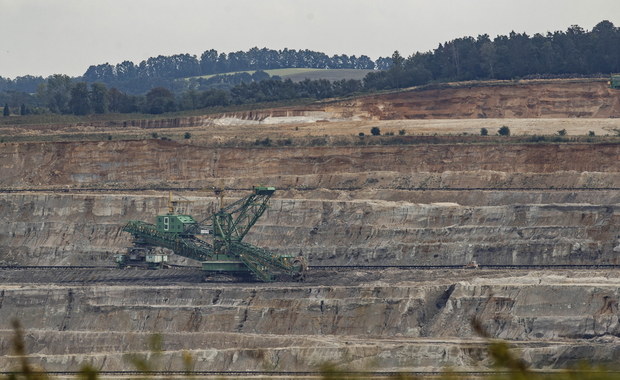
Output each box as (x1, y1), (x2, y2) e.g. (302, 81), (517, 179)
(81, 48), (381, 91)
(363, 20), (620, 90)
(0, 48), (382, 97)
(1, 20), (619, 116)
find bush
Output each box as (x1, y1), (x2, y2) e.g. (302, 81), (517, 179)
(151, 132), (159, 139)
(588, 130), (595, 137)
(557, 129), (567, 136)
(310, 137), (327, 146)
(184, 132), (192, 139)
(358, 132), (365, 137)
(398, 129), (406, 136)
(254, 137), (272, 146)
(480, 127), (488, 136)
(498, 126), (510, 136)
(526, 135), (547, 142)
(370, 126), (381, 136)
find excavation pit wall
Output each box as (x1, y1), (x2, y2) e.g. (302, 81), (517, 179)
(1, 193), (620, 266)
(2, 140), (620, 189)
(1, 135), (620, 372)
(1, 274), (620, 372)
(1, 138), (620, 266)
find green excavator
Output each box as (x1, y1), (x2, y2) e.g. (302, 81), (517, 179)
(611, 74), (620, 89)
(118, 186), (307, 282)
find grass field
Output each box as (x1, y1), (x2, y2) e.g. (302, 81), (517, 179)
(0, 98), (316, 127)
(191, 68), (374, 82)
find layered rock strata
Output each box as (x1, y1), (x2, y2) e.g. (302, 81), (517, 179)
(1, 272), (620, 372)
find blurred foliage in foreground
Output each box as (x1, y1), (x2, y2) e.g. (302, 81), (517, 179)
(3, 318), (620, 380)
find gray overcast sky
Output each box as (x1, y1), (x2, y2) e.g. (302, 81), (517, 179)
(1, 0), (620, 79)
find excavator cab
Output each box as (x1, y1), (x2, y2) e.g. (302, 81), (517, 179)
(156, 214), (196, 234)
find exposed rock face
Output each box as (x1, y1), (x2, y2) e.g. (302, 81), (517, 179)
(2, 193), (620, 267)
(1, 140), (619, 267)
(1, 273), (620, 372)
(1, 136), (619, 373)
(1, 140), (620, 189)
(351, 80), (620, 119)
(2, 79), (620, 373)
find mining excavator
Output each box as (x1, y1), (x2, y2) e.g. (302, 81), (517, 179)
(118, 186), (307, 282)
(611, 74), (620, 89)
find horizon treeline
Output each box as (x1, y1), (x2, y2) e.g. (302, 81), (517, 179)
(81, 47), (384, 93)
(1, 20), (619, 117)
(0, 48), (386, 95)
(363, 20), (620, 90)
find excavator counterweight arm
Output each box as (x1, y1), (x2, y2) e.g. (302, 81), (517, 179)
(123, 221), (213, 262)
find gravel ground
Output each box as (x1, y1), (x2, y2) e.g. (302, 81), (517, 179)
(2, 266), (618, 288)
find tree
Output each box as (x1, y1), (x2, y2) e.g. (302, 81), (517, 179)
(252, 70), (270, 82)
(3, 103), (9, 116)
(200, 89), (231, 107)
(116, 60), (137, 81)
(480, 127), (488, 136)
(498, 126), (511, 136)
(90, 83), (109, 114)
(371, 126), (381, 136)
(108, 87), (138, 113)
(83, 63), (115, 83)
(589, 20), (618, 73)
(38, 74), (72, 113)
(179, 89), (200, 110)
(145, 87), (176, 114)
(20, 104), (27, 115)
(68, 82), (92, 115)
(200, 49), (219, 74)
(0, 75), (45, 93)
(90, 83), (110, 113)
(389, 51), (405, 88)
(391, 51), (405, 70)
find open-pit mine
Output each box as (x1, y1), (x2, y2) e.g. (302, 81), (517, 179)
(1, 79), (620, 375)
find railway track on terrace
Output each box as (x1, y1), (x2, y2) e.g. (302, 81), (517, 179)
(0, 264), (618, 285)
(2, 186), (620, 193)
(2, 369), (612, 378)
(312, 264), (620, 270)
(0, 266), (207, 285)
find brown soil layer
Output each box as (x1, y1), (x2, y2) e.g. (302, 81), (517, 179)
(1, 140), (619, 189)
(348, 79), (620, 119)
(2, 79), (620, 142)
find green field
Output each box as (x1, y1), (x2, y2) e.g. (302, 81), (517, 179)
(191, 68), (374, 82)
(0, 98), (317, 127)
